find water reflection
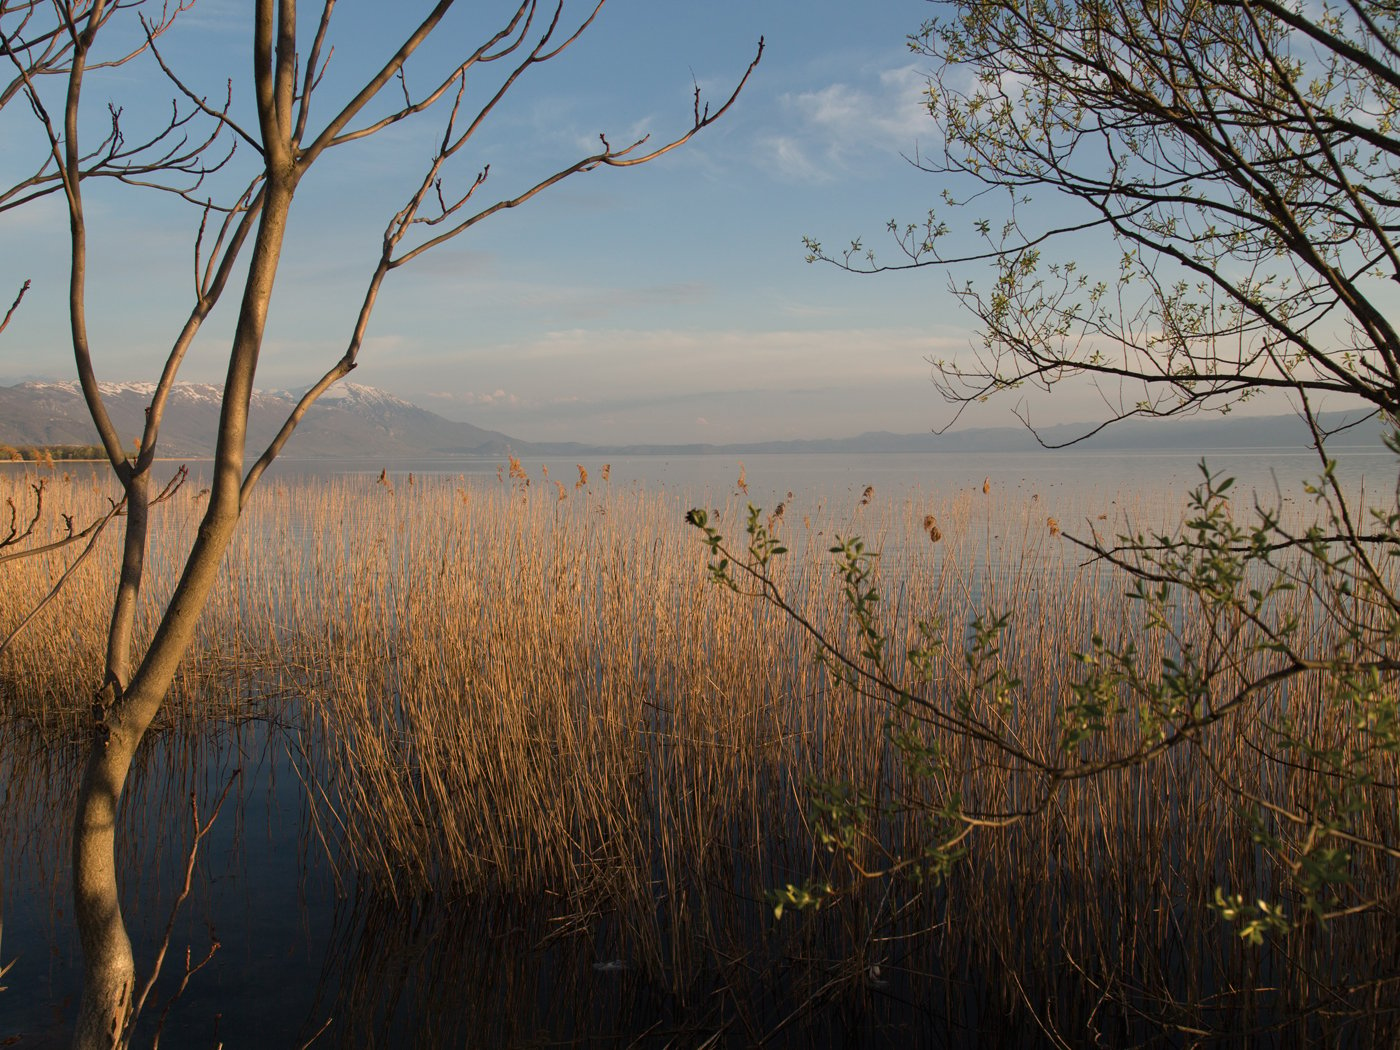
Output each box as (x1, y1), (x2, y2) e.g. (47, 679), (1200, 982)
(0, 721), (968, 1047)
(5, 451), (1400, 1045)
(7, 715), (1400, 1047)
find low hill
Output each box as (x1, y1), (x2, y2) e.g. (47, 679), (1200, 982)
(0, 381), (519, 458)
(1, 380), (1382, 459)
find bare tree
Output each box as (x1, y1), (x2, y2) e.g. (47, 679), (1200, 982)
(3, 2), (760, 1045)
(1, 0), (211, 351)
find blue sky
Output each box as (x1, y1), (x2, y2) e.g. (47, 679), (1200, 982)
(1, 0), (1134, 444)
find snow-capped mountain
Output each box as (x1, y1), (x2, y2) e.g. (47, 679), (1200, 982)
(0, 380), (520, 458)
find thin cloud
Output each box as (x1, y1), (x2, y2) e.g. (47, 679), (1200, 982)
(433, 379), (963, 445)
(456, 389), (520, 407)
(762, 135), (831, 183)
(498, 326), (960, 393)
(510, 281), (712, 322)
(570, 115), (657, 158)
(760, 63), (931, 182)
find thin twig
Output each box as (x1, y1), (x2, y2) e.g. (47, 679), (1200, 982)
(131, 768), (242, 1048)
(0, 496), (124, 657)
(0, 278), (29, 336)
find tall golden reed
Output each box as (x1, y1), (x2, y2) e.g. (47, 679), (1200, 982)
(1, 463), (1395, 1037)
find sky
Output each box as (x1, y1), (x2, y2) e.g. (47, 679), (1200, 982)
(0, 0), (1207, 444)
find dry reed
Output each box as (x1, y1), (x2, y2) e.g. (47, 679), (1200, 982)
(1, 463), (1397, 1042)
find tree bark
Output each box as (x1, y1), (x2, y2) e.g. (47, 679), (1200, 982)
(69, 168), (296, 1050)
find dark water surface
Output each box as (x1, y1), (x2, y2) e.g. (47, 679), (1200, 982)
(1, 721), (981, 1048)
(265, 445), (1399, 503)
(10, 444), (1389, 497)
(4, 449), (1399, 1046)
(3, 722), (340, 1046)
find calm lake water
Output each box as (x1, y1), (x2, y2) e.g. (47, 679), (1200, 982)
(3, 447), (1398, 1046)
(8, 444), (1393, 510)
(282, 445), (1395, 497)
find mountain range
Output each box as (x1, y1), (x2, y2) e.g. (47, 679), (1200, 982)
(0, 381), (518, 458)
(0, 380), (1385, 458)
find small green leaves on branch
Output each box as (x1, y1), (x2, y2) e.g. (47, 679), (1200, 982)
(690, 450), (1400, 949)
(1211, 889), (1290, 947)
(768, 880), (833, 921)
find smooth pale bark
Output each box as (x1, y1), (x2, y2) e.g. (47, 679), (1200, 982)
(51, 2), (755, 1043)
(70, 171), (297, 1050)
(68, 6), (333, 1040)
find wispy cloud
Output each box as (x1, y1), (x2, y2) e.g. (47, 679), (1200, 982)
(467, 325), (959, 399)
(406, 275), (714, 324)
(776, 297), (849, 320)
(569, 115), (657, 159)
(175, 0), (243, 31)
(760, 63), (931, 183)
(419, 378), (962, 445)
(423, 388), (588, 410)
(511, 281), (712, 322)
(453, 388), (519, 407)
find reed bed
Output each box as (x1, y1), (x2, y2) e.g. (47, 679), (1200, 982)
(2, 464), (1398, 1043)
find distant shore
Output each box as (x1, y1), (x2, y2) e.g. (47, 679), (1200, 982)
(1, 444), (111, 463)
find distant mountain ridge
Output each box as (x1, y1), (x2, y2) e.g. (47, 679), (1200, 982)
(685, 413), (1386, 455)
(500, 412), (1384, 456)
(0, 380), (518, 458)
(0, 380), (1385, 458)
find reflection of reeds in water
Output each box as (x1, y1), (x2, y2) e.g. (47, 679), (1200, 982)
(1, 468), (1398, 1043)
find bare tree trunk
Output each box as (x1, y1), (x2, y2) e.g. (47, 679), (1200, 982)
(68, 469), (147, 1048)
(28, 2), (757, 1042)
(70, 729), (139, 1048)
(70, 171), (295, 1049)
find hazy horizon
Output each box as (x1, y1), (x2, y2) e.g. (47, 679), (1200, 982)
(0, 370), (1341, 451)
(0, 2), (1315, 446)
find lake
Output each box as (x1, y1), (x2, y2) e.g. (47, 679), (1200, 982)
(3, 447), (1398, 1047)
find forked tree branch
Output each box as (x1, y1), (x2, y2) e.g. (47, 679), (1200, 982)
(127, 769), (240, 1048)
(809, 0), (1400, 442)
(0, 478), (43, 550)
(243, 22), (763, 498)
(6, 5), (762, 1041)
(0, 278), (29, 335)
